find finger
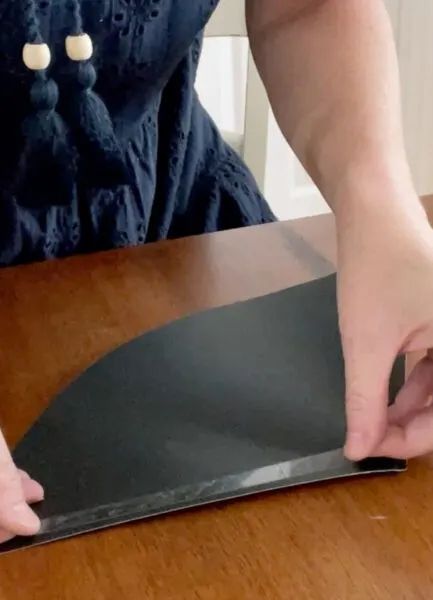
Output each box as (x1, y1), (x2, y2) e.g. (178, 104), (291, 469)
(0, 475), (43, 544)
(0, 528), (14, 545)
(343, 338), (394, 462)
(0, 431), (40, 536)
(18, 470), (31, 481)
(373, 404), (433, 459)
(19, 470), (44, 503)
(21, 478), (44, 505)
(388, 356), (433, 425)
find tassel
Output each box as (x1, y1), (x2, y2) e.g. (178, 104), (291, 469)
(16, 72), (77, 207)
(63, 61), (130, 187)
(63, 0), (130, 188)
(0, 192), (21, 265)
(16, 0), (77, 208)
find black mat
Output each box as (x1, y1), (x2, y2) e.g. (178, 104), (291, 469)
(3, 274), (405, 553)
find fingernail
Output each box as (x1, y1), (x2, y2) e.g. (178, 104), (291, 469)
(29, 479), (45, 500)
(344, 432), (368, 462)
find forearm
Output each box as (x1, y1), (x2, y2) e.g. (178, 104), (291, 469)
(247, 0), (423, 221)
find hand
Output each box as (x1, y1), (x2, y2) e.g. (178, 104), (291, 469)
(0, 427), (43, 544)
(337, 195), (433, 460)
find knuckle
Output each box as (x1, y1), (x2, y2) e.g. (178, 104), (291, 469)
(346, 389), (369, 415)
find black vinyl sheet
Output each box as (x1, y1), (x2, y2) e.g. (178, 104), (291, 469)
(3, 274), (405, 553)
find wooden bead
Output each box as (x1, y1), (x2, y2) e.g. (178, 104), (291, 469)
(22, 43), (51, 71)
(66, 34), (93, 62)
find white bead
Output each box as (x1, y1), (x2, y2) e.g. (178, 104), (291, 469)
(22, 43), (51, 71)
(66, 34), (93, 61)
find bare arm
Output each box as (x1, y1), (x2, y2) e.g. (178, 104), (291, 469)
(246, 0), (421, 219)
(247, 1), (433, 461)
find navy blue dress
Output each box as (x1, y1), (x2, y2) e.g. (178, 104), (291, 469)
(0, 0), (275, 266)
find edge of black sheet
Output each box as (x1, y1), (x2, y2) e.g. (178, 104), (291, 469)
(2, 449), (405, 554)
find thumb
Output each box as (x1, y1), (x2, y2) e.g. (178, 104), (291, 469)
(343, 338), (394, 462)
(0, 429), (40, 536)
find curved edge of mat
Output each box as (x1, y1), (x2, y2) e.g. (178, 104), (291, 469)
(1, 448), (406, 555)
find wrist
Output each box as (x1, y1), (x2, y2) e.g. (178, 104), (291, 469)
(326, 156), (427, 228)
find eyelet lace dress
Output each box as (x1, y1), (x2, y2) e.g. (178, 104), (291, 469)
(0, 0), (275, 266)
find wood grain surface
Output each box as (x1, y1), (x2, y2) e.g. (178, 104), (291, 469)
(0, 209), (432, 600)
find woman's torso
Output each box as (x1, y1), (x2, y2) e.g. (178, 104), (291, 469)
(0, 0), (274, 266)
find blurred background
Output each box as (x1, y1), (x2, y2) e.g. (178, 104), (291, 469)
(196, 0), (433, 219)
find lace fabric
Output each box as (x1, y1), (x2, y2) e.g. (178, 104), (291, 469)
(0, 0), (275, 266)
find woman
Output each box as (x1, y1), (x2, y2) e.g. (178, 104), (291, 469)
(1, 0), (433, 543)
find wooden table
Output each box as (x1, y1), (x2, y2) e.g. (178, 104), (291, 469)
(0, 213), (433, 600)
